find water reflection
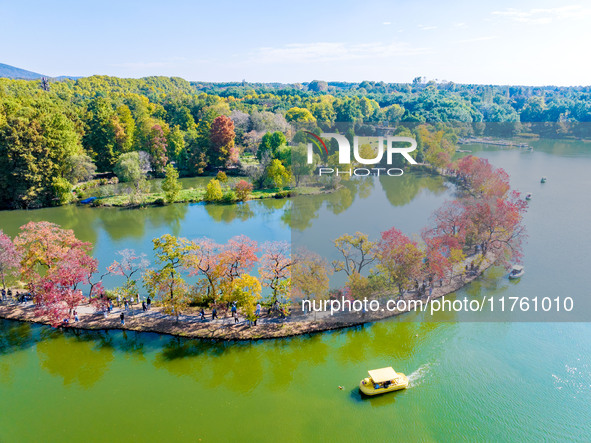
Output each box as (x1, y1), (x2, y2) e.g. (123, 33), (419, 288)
(153, 338), (264, 393)
(0, 320), (35, 382)
(96, 204), (190, 240)
(204, 202), (256, 224)
(36, 329), (115, 388)
(0, 320), (34, 356)
(380, 171), (447, 207)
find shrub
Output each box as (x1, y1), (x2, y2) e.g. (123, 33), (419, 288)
(274, 190), (292, 199)
(222, 190), (237, 203)
(234, 180), (253, 201)
(216, 171), (228, 183)
(52, 177), (73, 205)
(204, 179), (223, 202)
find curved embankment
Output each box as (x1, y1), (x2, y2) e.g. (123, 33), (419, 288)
(0, 252), (498, 341)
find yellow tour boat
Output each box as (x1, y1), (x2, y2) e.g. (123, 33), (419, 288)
(359, 367), (409, 396)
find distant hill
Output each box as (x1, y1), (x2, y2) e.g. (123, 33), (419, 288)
(0, 63), (45, 79)
(0, 63), (80, 80)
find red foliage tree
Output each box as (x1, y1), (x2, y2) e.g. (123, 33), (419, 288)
(219, 235), (259, 287)
(14, 221), (100, 326)
(234, 180), (254, 201)
(0, 230), (19, 290)
(455, 155), (510, 198)
(148, 124), (168, 174)
(463, 191), (527, 265)
(376, 227), (424, 297)
(421, 235), (452, 281)
(425, 200), (468, 250)
(209, 115), (237, 167)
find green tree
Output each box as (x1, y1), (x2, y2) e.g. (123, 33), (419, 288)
(161, 164), (182, 203)
(114, 152), (142, 183)
(264, 159), (291, 188)
(285, 107), (316, 123)
(83, 97), (119, 171)
(167, 125), (186, 165)
(65, 154), (96, 184)
(257, 131), (287, 161)
(114, 152), (149, 205)
(291, 143), (317, 186)
(0, 117), (62, 208)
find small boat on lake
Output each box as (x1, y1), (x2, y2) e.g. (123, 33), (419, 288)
(509, 265), (525, 279)
(541, 177), (547, 183)
(359, 367), (408, 396)
(525, 193), (532, 200)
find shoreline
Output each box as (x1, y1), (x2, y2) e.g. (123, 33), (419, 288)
(0, 251), (497, 341)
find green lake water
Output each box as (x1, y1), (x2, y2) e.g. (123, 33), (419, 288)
(1, 139), (591, 441)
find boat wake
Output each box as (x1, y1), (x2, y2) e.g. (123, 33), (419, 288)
(407, 363), (432, 388)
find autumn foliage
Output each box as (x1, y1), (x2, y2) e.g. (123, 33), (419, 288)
(209, 115), (237, 167)
(332, 155), (527, 299)
(14, 221), (100, 326)
(0, 155), (526, 325)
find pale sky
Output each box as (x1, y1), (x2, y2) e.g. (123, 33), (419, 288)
(1, 0), (590, 86)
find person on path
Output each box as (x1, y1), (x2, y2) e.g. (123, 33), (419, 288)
(255, 303), (261, 317)
(231, 302), (237, 317)
(147, 297), (151, 310)
(234, 315), (239, 324)
(124, 300), (129, 311)
(74, 310), (79, 322)
(142, 301), (147, 312)
(120, 312), (125, 325)
(199, 308), (205, 321)
(212, 307), (218, 320)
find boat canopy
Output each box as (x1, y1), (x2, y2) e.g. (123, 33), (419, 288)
(511, 265), (524, 272)
(368, 367), (398, 383)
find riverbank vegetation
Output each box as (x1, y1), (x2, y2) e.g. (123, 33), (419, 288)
(0, 155), (526, 331)
(1, 75), (589, 209)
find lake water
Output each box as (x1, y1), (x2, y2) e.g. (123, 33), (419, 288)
(1, 139), (590, 441)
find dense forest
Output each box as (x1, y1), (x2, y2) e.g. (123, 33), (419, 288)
(1, 75), (590, 209)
